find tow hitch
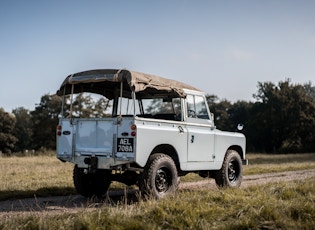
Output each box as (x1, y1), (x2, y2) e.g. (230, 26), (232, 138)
(84, 155), (98, 173)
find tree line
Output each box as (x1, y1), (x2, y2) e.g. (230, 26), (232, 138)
(0, 94), (109, 154)
(0, 79), (314, 154)
(208, 80), (315, 153)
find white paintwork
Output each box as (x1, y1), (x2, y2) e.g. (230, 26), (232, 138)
(57, 89), (246, 172)
(75, 119), (115, 155)
(134, 118), (188, 167)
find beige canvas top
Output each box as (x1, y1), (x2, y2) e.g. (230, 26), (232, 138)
(56, 69), (201, 98)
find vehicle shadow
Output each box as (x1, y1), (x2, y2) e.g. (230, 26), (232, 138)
(0, 188), (140, 213)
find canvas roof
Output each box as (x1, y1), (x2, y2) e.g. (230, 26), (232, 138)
(56, 69), (201, 99)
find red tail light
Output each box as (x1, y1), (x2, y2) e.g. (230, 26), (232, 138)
(130, 124), (136, 136)
(56, 125), (62, 136)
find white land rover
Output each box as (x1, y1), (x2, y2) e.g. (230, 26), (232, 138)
(56, 69), (247, 199)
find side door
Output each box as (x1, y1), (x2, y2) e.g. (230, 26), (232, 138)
(186, 94), (215, 162)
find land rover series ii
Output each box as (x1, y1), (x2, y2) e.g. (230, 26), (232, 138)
(56, 69), (247, 199)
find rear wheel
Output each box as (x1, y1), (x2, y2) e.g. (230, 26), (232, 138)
(139, 153), (178, 199)
(215, 150), (243, 188)
(73, 165), (111, 198)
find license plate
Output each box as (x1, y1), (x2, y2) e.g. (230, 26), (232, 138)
(117, 138), (134, 152)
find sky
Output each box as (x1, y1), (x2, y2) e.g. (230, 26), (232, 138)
(1, 0), (315, 112)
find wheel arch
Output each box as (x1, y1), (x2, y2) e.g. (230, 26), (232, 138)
(149, 144), (180, 172)
(228, 145), (244, 159)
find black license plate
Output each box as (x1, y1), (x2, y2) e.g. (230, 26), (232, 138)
(117, 138), (134, 152)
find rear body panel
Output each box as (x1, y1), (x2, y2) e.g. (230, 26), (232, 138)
(57, 117), (136, 168)
(75, 118), (115, 156)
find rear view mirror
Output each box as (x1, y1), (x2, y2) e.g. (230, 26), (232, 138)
(237, 124), (244, 131)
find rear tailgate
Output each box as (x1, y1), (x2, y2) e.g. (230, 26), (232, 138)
(75, 118), (116, 156)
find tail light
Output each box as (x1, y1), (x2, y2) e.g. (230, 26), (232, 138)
(130, 124), (136, 136)
(56, 125), (62, 136)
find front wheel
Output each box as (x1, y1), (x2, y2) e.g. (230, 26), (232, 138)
(139, 153), (179, 199)
(215, 150), (243, 188)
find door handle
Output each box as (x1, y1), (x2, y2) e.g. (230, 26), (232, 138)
(178, 126), (184, 133)
(191, 135), (195, 143)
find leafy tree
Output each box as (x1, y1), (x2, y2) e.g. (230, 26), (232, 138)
(206, 95), (252, 132)
(252, 79), (315, 153)
(206, 81), (315, 153)
(228, 101), (252, 130)
(71, 93), (94, 117)
(93, 97), (112, 117)
(0, 108), (17, 153)
(206, 94), (232, 131)
(303, 82), (315, 101)
(12, 107), (32, 152)
(31, 94), (62, 150)
(68, 93), (111, 118)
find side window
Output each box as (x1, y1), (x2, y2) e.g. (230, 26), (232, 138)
(118, 98), (140, 115)
(172, 98), (181, 115)
(186, 95), (209, 120)
(195, 95), (209, 119)
(140, 97), (182, 121)
(187, 95), (196, 118)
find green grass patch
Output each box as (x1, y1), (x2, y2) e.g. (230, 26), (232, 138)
(1, 177), (314, 229)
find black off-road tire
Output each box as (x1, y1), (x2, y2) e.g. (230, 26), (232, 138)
(215, 150), (243, 188)
(139, 153), (178, 199)
(73, 165), (111, 198)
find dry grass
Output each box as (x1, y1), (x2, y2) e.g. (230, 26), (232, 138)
(1, 152), (315, 200)
(1, 178), (314, 229)
(244, 153), (315, 175)
(1, 152), (315, 229)
(0, 154), (74, 200)
(181, 153), (315, 182)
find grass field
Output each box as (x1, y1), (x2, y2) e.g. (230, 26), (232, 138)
(1, 152), (315, 201)
(0, 152), (315, 229)
(0, 153), (75, 201)
(1, 178), (315, 229)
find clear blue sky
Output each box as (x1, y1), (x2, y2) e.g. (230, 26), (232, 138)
(1, 0), (314, 112)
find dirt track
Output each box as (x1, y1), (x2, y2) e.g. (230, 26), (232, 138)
(1, 169), (314, 218)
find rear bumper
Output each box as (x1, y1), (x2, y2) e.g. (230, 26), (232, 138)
(60, 154), (135, 169)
